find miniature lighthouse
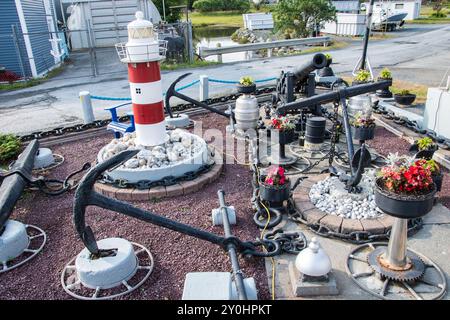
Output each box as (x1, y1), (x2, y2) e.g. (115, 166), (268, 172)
(117, 11), (166, 146)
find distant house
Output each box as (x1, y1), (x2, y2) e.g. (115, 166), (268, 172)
(0, 0), (63, 79)
(331, 0), (360, 13)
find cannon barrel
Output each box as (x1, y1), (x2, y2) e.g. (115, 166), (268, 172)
(276, 80), (392, 115)
(293, 53), (328, 84)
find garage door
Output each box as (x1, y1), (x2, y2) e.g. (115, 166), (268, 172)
(90, 0), (146, 47)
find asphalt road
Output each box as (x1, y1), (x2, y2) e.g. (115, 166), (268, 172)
(0, 23), (449, 135)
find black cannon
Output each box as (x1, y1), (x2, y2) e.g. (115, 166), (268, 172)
(275, 53), (328, 105)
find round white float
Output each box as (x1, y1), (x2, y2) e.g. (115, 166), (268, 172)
(0, 220), (29, 263)
(165, 114), (191, 128)
(75, 238), (138, 290)
(33, 148), (55, 169)
(98, 130), (210, 184)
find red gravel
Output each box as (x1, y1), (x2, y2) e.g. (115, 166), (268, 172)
(2, 117), (450, 300)
(0, 113), (269, 300)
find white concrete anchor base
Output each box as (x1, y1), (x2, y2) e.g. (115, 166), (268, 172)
(165, 114), (191, 128)
(289, 262), (339, 296)
(0, 220), (46, 273)
(182, 272), (258, 300)
(211, 206), (237, 226)
(75, 238), (138, 290)
(33, 148), (55, 169)
(61, 238), (154, 300)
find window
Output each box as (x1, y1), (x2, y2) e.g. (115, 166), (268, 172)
(395, 4), (404, 9)
(136, 88), (141, 94)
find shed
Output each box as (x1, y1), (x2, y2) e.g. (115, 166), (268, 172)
(331, 0), (360, 13)
(63, 0), (162, 50)
(0, 0), (62, 79)
(243, 13), (274, 31)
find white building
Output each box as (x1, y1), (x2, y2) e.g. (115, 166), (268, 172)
(331, 0), (360, 13)
(363, 0), (422, 20)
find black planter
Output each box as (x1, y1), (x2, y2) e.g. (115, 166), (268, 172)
(351, 125), (375, 141)
(374, 178), (436, 219)
(237, 83), (256, 94)
(432, 173), (443, 192)
(305, 117), (326, 144)
(409, 143), (438, 160)
(376, 78), (393, 98)
(259, 178), (291, 204)
(271, 129), (295, 144)
(394, 93), (416, 105)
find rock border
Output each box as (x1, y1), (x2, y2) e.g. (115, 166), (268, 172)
(94, 151), (223, 201)
(293, 174), (394, 234)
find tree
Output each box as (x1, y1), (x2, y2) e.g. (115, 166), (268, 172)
(273, 0), (336, 38)
(153, 0), (184, 23)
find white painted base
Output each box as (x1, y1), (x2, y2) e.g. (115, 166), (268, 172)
(211, 206), (237, 226)
(98, 132), (209, 184)
(33, 148), (55, 169)
(75, 238), (138, 290)
(135, 121), (167, 147)
(165, 114), (191, 128)
(0, 220), (29, 263)
(182, 272), (258, 300)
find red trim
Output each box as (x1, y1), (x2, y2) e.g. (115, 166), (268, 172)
(132, 101), (165, 125)
(128, 62), (161, 83)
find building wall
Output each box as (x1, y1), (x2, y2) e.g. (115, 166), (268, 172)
(20, 0), (58, 76)
(331, 1), (360, 13)
(0, 0), (32, 77)
(366, 1), (421, 20)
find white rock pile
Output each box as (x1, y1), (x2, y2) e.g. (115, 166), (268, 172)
(309, 170), (384, 220)
(100, 129), (205, 169)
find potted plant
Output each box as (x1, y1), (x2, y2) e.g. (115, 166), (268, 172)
(259, 165), (291, 204)
(409, 137), (438, 160)
(350, 112), (376, 141)
(376, 67), (393, 98)
(352, 69), (372, 86)
(237, 76), (256, 94)
(424, 159), (444, 192)
(318, 53), (334, 77)
(394, 89), (416, 106)
(375, 154), (436, 218)
(269, 116), (295, 144)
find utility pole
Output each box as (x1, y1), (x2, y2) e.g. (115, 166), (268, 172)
(360, 0), (375, 70)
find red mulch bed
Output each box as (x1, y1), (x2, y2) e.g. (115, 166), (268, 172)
(0, 113), (269, 300)
(2, 116), (450, 300)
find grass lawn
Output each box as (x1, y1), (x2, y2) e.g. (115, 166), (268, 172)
(190, 11), (246, 28)
(406, 4), (450, 24)
(161, 60), (220, 71)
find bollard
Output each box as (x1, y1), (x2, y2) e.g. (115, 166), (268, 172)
(79, 91), (95, 124)
(216, 43), (222, 63)
(267, 48), (273, 58)
(199, 75), (209, 101)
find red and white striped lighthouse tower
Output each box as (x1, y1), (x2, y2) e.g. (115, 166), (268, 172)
(116, 11), (167, 146)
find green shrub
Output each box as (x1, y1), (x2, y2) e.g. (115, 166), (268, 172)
(399, 89), (411, 95)
(0, 134), (21, 163)
(239, 76), (254, 86)
(379, 67), (392, 79)
(193, 0), (251, 13)
(417, 137), (435, 151)
(431, 11), (447, 18)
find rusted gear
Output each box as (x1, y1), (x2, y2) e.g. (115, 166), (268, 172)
(367, 246), (425, 282)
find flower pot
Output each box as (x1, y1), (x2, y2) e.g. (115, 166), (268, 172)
(394, 93), (416, 106)
(271, 129), (295, 144)
(432, 173), (443, 192)
(236, 83), (256, 94)
(376, 77), (392, 98)
(409, 143), (438, 160)
(351, 125), (375, 141)
(374, 178), (436, 219)
(259, 178), (291, 204)
(305, 117), (326, 144)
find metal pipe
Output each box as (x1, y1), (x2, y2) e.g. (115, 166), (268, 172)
(293, 53), (327, 85)
(218, 190), (248, 300)
(361, 0), (375, 70)
(384, 217), (408, 267)
(340, 98), (355, 174)
(0, 140), (39, 234)
(276, 80), (392, 115)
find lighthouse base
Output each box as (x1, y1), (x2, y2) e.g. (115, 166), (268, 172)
(98, 129), (210, 184)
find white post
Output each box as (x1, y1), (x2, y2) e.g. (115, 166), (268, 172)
(267, 48), (273, 58)
(199, 75), (209, 101)
(79, 91), (95, 124)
